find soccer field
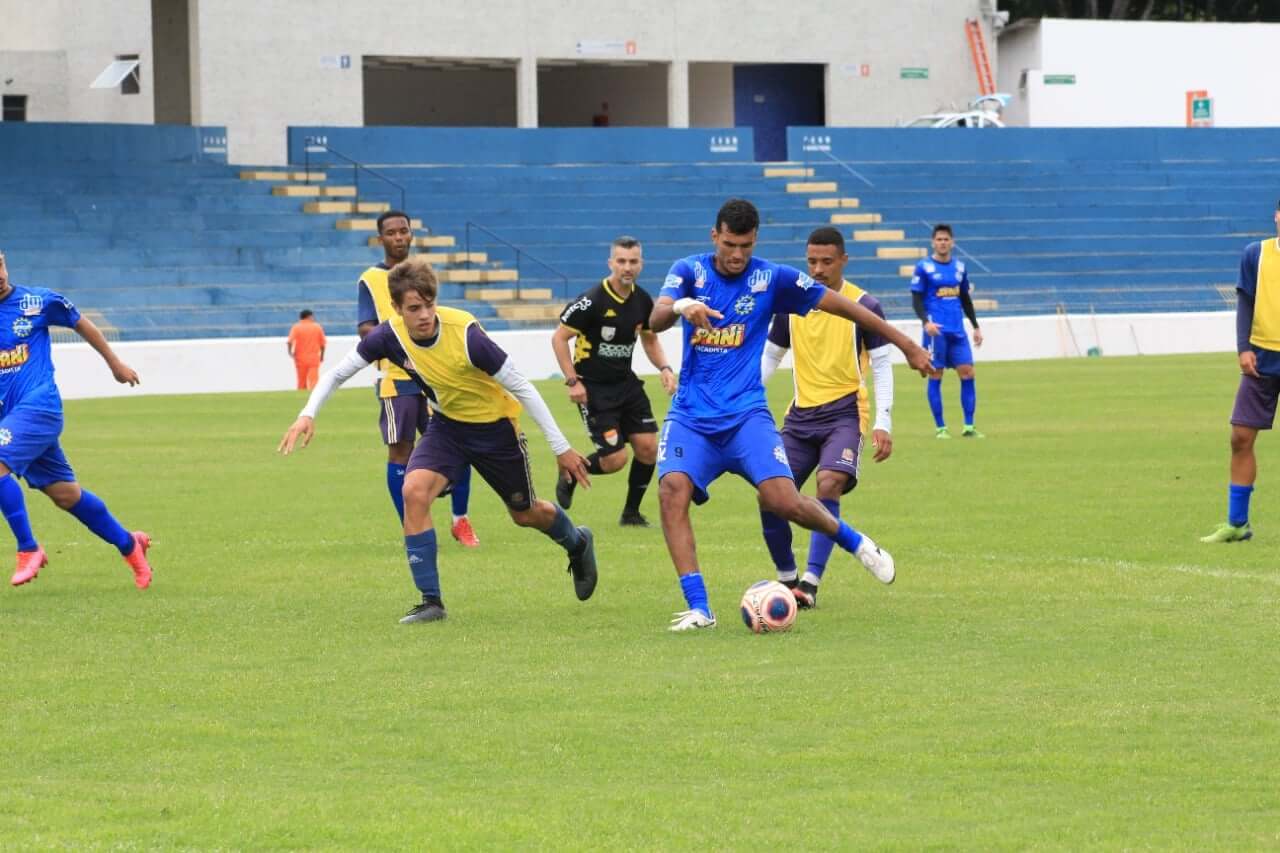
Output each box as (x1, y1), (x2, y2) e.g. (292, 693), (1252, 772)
(3, 353), (1277, 849)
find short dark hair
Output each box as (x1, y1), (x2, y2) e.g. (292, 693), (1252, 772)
(299, 309), (314, 320)
(388, 255), (439, 306)
(932, 223), (954, 237)
(611, 235), (641, 251)
(807, 227), (846, 254)
(377, 210), (412, 234)
(715, 198), (759, 234)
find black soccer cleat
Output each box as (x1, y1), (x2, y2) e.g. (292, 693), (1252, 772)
(399, 597), (447, 624)
(618, 510), (650, 527)
(567, 526), (597, 601)
(555, 475), (575, 510)
(793, 581), (818, 610)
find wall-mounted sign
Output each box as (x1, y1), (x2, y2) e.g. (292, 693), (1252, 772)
(575, 40), (637, 56)
(900, 67), (928, 80)
(1043, 73), (1076, 85)
(1186, 90), (1213, 127)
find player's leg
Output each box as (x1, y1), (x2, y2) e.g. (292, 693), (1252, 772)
(556, 394), (624, 509)
(618, 380), (660, 525)
(398, 419), (470, 622)
(759, 426), (819, 592)
(798, 425), (863, 606)
(470, 419), (596, 601)
(426, 403), (479, 549)
(925, 331), (949, 437)
(1203, 374), (1275, 542)
(0, 460), (44, 586)
(656, 418), (721, 629)
(952, 334), (981, 437)
(381, 396), (417, 524)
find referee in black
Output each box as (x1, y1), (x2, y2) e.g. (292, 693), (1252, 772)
(551, 236), (677, 526)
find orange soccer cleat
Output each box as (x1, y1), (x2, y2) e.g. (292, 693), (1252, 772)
(450, 517), (480, 548)
(123, 531), (153, 589)
(11, 547), (48, 586)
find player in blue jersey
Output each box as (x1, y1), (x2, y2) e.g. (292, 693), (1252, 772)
(911, 224), (985, 438)
(0, 250), (154, 589)
(649, 200), (932, 631)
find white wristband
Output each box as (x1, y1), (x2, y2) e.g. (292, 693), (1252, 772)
(672, 298), (696, 316)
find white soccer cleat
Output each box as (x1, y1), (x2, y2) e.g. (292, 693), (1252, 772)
(855, 535), (896, 584)
(668, 609), (717, 632)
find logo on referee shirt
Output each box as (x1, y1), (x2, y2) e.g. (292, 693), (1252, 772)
(19, 294), (42, 315)
(11, 317), (33, 338)
(601, 326), (616, 341)
(0, 429), (11, 446)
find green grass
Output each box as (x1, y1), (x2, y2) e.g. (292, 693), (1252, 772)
(2, 353), (1278, 849)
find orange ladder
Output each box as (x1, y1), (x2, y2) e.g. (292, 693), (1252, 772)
(965, 19), (996, 96)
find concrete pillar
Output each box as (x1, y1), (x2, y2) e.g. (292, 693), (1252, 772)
(667, 59), (689, 128)
(517, 55), (538, 128)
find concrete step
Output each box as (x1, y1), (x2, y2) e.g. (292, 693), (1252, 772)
(809, 197), (860, 209)
(272, 185), (357, 197)
(441, 269), (519, 283)
(877, 246), (927, 260)
(493, 302), (563, 321)
(853, 229), (907, 242)
(763, 167), (814, 178)
(304, 201), (391, 214)
(786, 181), (838, 193)
(465, 287), (553, 301)
(831, 212), (882, 225)
(337, 218), (423, 231)
(240, 170), (326, 181)
(365, 235), (458, 248)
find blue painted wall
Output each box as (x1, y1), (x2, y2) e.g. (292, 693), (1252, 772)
(787, 126), (1280, 163)
(287, 127), (754, 165)
(733, 65), (824, 162)
(0, 122), (227, 163)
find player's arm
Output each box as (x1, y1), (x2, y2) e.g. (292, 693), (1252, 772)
(73, 316), (138, 386)
(650, 260), (721, 332)
(356, 279), (378, 339)
(761, 314), (790, 384)
(279, 325), (389, 454)
(639, 330), (677, 395)
(468, 326), (591, 488)
(910, 264), (939, 337)
(1238, 243), (1261, 378)
(869, 345), (895, 461)
(551, 324), (589, 404)
(817, 289), (932, 375)
(958, 272), (983, 346)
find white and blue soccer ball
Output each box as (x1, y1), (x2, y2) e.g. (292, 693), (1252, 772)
(740, 580), (797, 634)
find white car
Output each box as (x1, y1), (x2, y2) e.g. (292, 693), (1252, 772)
(903, 94), (1009, 128)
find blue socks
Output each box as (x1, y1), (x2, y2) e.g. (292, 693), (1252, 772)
(927, 378), (945, 427)
(806, 498), (840, 584)
(833, 519), (864, 555)
(404, 529), (440, 599)
(0, 475), (37, 552)
(760, 510), (797, 581)
(544, 504), (584, 554)
(679, 571), (711, 618)
(386, 463), (406, 523)
(68, 490), (134, 555)
(960, 377), (977, 427)
(451, 466), (471, 518)
(1228, 483), (1254, 527)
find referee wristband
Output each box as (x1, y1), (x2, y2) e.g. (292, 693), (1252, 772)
(672, 298), (696, 316)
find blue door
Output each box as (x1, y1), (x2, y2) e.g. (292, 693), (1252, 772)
(733, 64), (825, 162)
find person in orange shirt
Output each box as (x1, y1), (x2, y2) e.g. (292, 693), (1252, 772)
(288, 310), (326, 390)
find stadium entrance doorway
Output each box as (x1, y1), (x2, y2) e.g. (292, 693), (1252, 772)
(363, 57), (518, 126)
(537, 61), (668, 127)
(733, 64), (825, 161)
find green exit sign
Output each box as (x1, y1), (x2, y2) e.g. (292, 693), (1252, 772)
(899, 67), (929, 80)
(1191, 98), (1212, 120)
(1044, 74), (1076, 85)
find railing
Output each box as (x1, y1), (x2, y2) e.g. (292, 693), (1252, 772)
(807, 148), (876, 189)
(302, 137), (407, 214)
(464, 221), (570, 301)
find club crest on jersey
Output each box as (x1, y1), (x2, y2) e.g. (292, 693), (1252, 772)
(601, 326), (616, 341)
(690, 323), (745, 350)
(0, 344), (30, 369)
(0, 428), (10, 446)
(19, 294), (42, 316)
(748, 268), (772, 293)
(11, 317), (33, 338)
(734, 294), (755, 315)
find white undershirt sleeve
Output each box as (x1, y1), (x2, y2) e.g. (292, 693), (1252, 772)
(299, 348), (370, 419)
(492, 358), (573, 456)
(869, 344), (894, 434)
(761, 341), (787, 384)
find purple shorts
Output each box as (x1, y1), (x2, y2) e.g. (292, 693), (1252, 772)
(408, 414), (535, 510)
(1231, 373), (1280, 429)
(379, 394), (431, 445)
(781, 412), (864, 494)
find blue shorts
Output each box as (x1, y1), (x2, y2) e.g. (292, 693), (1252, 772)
(657, 409), (794, 505)
(0, 408), (76, 489)
(924, 330), (974, 369)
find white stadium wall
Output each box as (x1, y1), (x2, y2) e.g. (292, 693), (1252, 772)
(997, 18), (1280, 128)
(53, 312), (1234, 402)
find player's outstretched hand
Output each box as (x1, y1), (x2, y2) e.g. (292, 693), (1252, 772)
(110, 359), (140, 386)
(681, 302), (724, 330)
(556, 448), (592, 490)
(1240, 350), (1260, 378)
(871, 429), (893, 463)
(278, 416), (316, 455)
(973, 328), (985, 348)
(905, 343), (932, 376)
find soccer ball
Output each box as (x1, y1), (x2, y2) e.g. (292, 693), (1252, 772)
(740, 580), (797, 633)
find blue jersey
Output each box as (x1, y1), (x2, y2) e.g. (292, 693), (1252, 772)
(0, 285), (81, 415)
(660, 253), (824, 430)
(910, 256), (971, 334)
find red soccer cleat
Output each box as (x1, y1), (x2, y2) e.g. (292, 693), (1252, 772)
(450, 517), (480, 548)
(11, 547), (48, 586)
(123, 531), (153, 589)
